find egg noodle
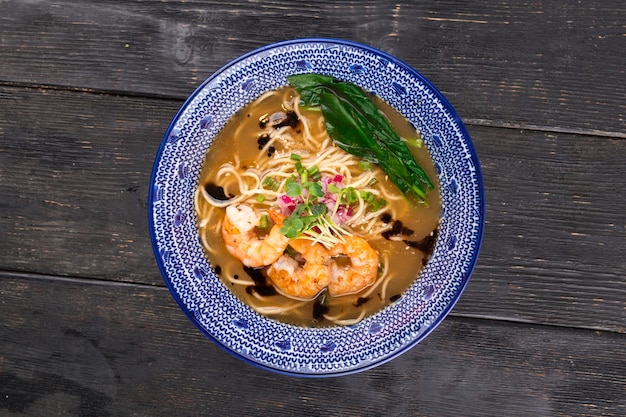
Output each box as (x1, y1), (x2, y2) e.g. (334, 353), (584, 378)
(194, 86), (439, 326)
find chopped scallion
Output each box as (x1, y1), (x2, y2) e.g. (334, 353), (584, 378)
(307, 165), (321, 180)
(262, 177), (279, 191)
(259, 214), (269, 229)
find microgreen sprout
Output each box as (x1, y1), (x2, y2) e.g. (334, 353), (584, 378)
(275, 158), (385, 247)
(327, 183), (340, 194)
(286, 181), (302, 197)
(305, 181), (324, 198)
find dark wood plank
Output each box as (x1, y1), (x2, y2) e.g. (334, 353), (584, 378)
(1, 86), (625, 332)
(0, 272), (624, 417)
(1, 0), (624, 134)
(1, 2), (623, 417)
(0, 86), (168, 285)
(454, 126), (626, 332)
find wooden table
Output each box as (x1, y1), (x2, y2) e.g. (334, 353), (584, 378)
(1, 1), (624, 416)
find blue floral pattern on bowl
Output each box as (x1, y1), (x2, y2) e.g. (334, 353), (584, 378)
(149, 38), (485, 377)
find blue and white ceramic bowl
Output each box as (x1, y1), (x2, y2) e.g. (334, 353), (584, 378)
(149, 38), (484, 377)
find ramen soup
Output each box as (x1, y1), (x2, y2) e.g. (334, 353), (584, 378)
(195, 80), (441, 327)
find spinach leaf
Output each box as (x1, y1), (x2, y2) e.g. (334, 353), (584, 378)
(287, 73), (433, 204)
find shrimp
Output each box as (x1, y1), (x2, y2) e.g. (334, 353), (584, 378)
(328, 236), (379, 296)
(267, 239), (331, 300)
(221, 204), (290, 268)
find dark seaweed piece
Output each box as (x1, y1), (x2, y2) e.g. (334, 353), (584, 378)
(312, 291), (329, 322)
(242, 266), (278, 297)
(382, 219), (414, 240)
(247, 285), (277, 297)
(271, 110), (300, 129)
(243, 266), (266, 285)
(354, 297), (370, 307)
(204, 183), (231, 201)
(403, 229), (438, 254)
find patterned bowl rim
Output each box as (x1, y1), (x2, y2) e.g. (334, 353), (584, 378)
(148, 38), (485, 377)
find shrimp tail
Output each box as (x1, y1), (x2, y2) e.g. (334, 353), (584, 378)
(267, 209), (286, 226)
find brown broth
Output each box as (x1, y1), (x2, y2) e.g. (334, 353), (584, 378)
(195, 86), (441, 327)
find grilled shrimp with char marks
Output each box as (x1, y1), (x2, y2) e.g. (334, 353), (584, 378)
(267, 239), (332, 300)
(328, 236), (379, 296)
(221, 204), (290, 268)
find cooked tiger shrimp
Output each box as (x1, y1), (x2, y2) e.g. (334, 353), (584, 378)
(267, 239), (331, 300)
(221, 204), (290, 268)
(328, 236), (379, 296)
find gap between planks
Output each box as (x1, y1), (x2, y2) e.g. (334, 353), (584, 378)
(2, 268), (622, 336)
(1, 81), (624, 140)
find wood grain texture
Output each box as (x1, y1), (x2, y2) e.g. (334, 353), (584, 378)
(455, 125), (626, 332)
(1, 86), (625, 332)
(1, 2), (625, 415)
(0, 86), (170, 284)
(0, 0), (624, 134)
(0, 272), (624, 417)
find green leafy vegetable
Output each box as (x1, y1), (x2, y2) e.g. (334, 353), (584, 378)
(274, 160), (360, 246)
(282, 215), (305, 239)
(287, 73), (433, 204)
(305, 181), (324, 198)
(286, 181), (302, 197)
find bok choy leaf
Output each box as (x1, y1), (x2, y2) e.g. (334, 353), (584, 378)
(287, 73), (433, 204)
